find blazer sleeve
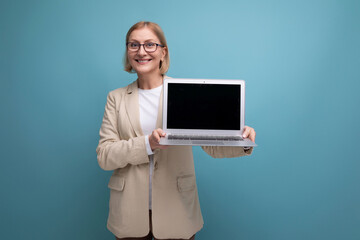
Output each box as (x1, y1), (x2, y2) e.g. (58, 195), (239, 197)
(201, 146), (253, 159)
(96, 92), (149, 170)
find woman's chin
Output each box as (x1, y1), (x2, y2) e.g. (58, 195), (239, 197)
(133, 66), (159, 75)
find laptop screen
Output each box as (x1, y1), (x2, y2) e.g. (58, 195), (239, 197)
(167, 83), (241, 130)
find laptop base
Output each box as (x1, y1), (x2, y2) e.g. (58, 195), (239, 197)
(159, 138), (257, 147)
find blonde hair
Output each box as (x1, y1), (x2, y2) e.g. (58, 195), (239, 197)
(123, 21), (170, 74)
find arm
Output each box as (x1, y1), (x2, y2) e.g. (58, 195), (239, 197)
(96, 92), (149, 171)
(201, 126), (256, 158)
(201, 146), (253, 158)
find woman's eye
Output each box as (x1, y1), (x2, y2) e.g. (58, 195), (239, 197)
(130, 43), (139, 47)
(146, 43), (156, 47)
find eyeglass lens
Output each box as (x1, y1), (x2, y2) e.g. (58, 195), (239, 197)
(128, 43), (157, 52)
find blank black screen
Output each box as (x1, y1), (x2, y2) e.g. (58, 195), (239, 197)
(167, 83), (240, 130)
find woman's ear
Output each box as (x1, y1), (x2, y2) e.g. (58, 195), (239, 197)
(162, 47), (167, 59)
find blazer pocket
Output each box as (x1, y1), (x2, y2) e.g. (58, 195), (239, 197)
(177, 174), (195, 192)
(108, 175), (125, 192)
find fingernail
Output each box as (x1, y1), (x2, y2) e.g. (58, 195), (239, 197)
(242, 134), (246, 138)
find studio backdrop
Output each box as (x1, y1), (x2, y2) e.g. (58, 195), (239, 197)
(1, 0), (359, 239)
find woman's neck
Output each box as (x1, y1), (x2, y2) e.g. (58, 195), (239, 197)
(137, 72), (164, 90)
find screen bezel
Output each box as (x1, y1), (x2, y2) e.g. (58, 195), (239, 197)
(162, 78), (246, 136)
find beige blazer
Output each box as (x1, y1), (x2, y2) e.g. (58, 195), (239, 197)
(96, 80), (253, 239)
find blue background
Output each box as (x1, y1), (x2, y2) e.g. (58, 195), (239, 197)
(1, 0), (359, 239)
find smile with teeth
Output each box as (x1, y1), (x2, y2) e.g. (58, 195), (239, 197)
(136, 59), (152, 64)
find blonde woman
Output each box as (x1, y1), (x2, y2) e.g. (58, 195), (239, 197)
(96, 21), (256, 240)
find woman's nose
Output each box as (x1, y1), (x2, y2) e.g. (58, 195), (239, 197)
(137, 45), (147, 56)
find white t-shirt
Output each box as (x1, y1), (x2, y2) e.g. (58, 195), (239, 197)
(138, 85), (162, 209)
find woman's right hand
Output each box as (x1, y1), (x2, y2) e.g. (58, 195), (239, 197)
(149, 128), (168, 151)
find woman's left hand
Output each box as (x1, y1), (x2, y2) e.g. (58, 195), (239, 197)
(242, 126), (256, 142)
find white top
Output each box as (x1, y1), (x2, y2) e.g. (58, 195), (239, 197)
(138, 85), (162, 209)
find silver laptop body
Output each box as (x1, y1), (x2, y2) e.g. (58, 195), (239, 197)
(159, 78), (257, 147)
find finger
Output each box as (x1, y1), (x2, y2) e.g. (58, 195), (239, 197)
(152, 130), (161, 143)
(156, 128), (166, 137)
(242, 126), (250, 138)
(249, 129), (256, 142)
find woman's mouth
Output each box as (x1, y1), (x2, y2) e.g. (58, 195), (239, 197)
(136, 59), (152, 64)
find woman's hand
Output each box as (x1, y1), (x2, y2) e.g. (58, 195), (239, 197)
(149, 128), (168, 151)
(242, 126), (256, 142)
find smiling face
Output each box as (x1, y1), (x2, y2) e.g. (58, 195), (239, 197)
(127, 27), (167, 76)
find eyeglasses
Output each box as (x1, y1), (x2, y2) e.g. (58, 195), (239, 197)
(126, 42), (164, 53)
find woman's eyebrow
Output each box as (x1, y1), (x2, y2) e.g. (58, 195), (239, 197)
(128, 39), (157, 42)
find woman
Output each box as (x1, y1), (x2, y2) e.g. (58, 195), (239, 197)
(96, 21), (256, 240)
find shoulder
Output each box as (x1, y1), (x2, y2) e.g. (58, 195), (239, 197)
(108, 87), (126, 98)
(107, 80), (137, 99)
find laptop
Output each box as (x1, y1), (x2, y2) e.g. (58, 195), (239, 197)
(159, 78), (257, 147)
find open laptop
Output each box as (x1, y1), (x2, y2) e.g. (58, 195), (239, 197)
(159, 78), (257, 147)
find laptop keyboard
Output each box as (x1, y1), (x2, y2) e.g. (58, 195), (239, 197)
(168, 135), (243, 141)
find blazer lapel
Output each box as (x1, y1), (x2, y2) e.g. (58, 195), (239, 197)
(155, 86), (163, 129)
(125, 80), (144, 137)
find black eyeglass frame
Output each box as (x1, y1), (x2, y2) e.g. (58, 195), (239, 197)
(126, 42), (165, 53)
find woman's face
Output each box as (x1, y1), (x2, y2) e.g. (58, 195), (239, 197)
(127, 27), (166, 76)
